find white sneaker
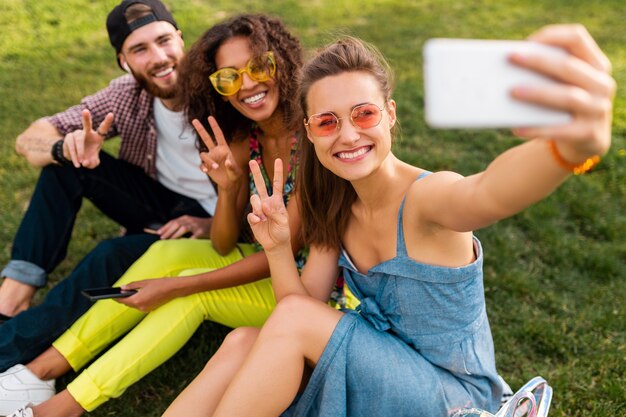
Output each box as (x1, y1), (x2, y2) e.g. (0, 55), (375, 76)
(0, 365), (54, 415)
(5, 404), (33, 417)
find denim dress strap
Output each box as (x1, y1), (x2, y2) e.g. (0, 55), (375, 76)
(395, 170), (431, 258)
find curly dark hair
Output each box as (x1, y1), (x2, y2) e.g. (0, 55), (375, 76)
(178, 14), (303, 147)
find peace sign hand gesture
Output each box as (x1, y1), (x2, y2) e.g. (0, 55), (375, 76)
(64, 109), (114, 168)
(247, 159), (291, 253)
(193, 116), (243, 191)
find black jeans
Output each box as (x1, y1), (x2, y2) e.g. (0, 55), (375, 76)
(0, 152), (210, 371)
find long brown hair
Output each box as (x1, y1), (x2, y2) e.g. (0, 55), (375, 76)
(178, 14), (303, 146)
(297, 37), (395, 249)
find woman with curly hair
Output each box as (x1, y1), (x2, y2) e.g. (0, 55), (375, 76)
(3, 14), (309, 416)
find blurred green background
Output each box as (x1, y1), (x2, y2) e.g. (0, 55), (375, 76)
(0, 0), (624, 415)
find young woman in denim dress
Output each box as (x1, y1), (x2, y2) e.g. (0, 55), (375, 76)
(164, 24), (614, 416)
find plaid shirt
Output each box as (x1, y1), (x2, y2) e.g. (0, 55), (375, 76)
(47, 74), (159, 178)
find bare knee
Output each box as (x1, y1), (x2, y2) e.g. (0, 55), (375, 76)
(263, 295), (323, 336)
(275, 294), (321, 317)
(261, 295), (341, 364)
(212, 327), (259, 364)
(276, 293), (313, 312)
(223, 327), (258, 348)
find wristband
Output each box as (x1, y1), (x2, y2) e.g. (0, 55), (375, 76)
(548, 139), (600, 175)
(51, 139), (71, 165)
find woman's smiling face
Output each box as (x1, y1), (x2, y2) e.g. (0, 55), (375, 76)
(215, 36), (280, 123)
(305, 71), (396, 181)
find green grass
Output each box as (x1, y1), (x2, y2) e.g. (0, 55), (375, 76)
(1, 0), (624, 415)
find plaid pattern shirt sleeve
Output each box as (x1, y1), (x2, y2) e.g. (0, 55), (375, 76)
(47, 83), (120, 138)
(46, 74), (158, 178)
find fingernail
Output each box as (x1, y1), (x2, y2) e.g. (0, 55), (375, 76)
(511, 86), (530, 98)
(509, 52), (527, 64)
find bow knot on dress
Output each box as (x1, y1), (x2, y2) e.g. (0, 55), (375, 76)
(357, 297), (391, 332)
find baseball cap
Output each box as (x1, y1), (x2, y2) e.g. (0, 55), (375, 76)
(106, 0), (178, 55)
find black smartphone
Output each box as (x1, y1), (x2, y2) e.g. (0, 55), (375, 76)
(81, 287), (137, 301)
(144, 222), (164, 235)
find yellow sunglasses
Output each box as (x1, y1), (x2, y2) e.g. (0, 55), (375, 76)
(209, 51), (276, 96)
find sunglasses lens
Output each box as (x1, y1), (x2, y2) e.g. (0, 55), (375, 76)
(248, 53), (276, 82)
(211, 69), (241, 96)
(351, 104), (383, 129)
(308, 113), (339, 136)
(210, 52), (276, 96)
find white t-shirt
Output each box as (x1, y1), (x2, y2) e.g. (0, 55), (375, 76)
(153, 98), (217, 215)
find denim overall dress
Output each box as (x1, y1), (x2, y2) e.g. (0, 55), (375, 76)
(282, 177), (504, 416)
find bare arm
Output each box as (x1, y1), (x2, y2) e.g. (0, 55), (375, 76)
(416, 24), (615, 233)
(15, 119), (64, 167)
(208, 138), (250, 255)
(247, 159), (338, 303)
(299, 245), (341, 302)
(171, 250), (271, 292)
(193, 117), (249, 255)
(118, 250), (271, 312)
(416, 140), (574, 232)
(117, 164), (305, 312)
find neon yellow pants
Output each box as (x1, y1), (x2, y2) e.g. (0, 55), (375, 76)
(52, 239), (274, 411)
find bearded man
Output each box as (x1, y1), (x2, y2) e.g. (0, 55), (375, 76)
(0, 0), (216, 377)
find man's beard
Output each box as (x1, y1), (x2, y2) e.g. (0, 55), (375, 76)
(132, 64), (179, 100)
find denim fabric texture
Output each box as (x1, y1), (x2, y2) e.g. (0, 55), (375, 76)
(0, 261), (46, 289)
(283, 188), (503, 416)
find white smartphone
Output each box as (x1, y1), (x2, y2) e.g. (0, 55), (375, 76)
(423, 38), (572, 129)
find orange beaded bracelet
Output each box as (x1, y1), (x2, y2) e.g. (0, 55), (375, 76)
(548, 139), (601, 175)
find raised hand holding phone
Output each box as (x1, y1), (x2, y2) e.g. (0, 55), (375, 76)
(423, 24), (615, 151)
(247, 158), (291, 252)
(509, 24), (615, 159)
(192, 116), (243, 191)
